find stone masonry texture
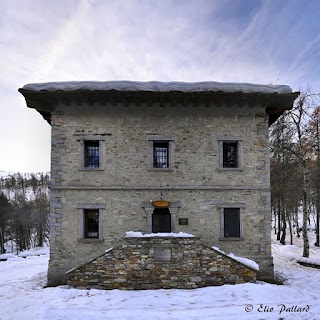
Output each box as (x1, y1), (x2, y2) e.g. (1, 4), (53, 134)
(45, 100), (275, 287)
(67, 237), (257, 290)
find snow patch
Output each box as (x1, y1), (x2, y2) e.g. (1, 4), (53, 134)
(228, 253), (260, 271)
(19, 247), (49, 258)
(22, 80), (293, 94)
(0, 246), (49, 260)
(0, 253), (15, 260)
(125, 231), (194, 238)
(212, 246), (225, 254)
(296, 256), (320, 266)
(212, 246), (260, 270)
(1, 231), (320, 320)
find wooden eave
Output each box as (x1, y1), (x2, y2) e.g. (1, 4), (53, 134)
(18, 88), (299, 126)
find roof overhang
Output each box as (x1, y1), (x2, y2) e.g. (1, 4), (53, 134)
(18, 81), (299, 126)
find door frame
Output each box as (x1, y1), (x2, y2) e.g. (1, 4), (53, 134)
(141, 201), (180, 233)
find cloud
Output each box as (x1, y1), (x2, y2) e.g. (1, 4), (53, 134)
(2, 0), (319, 88)
(0, 0), (320, 171)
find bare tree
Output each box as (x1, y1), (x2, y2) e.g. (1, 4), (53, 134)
(0, 172), (50, 253)
(307, 106), (320, 246)
(270, 89), (320, 257)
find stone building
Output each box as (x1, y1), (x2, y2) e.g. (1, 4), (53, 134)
(19, 81), (298, 288)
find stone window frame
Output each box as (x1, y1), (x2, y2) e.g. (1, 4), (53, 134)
(76, 135), (107, 171)
(218, 137), (243, 171)
(76, 203), (105, 242)
(147, 136), (174, 172)
(141, 201), (180, 233)
(218, 203), (245, 241)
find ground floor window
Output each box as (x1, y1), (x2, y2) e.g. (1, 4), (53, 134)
(220, 205), (244, 239)
(223, 208), (240, 237)
(77, 204), (105, 241)
(84, 209), (99, 238)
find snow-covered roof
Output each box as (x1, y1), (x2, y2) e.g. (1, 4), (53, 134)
(22, 80), (292, 94)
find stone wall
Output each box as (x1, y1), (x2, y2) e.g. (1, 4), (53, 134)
(47, 101), (274, 286)
(67, 237), (257, 290)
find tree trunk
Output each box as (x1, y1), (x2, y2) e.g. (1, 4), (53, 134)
(277, 199), (281, 240)
(302, 163), (310, 257)
(280, 194), (286, 245)
(295, 207), (300, 237)
(315, 201), (320, 246)
(314, 106), (320, 246)
(0, 226), (4, 254)
(288, 212), (293, 245)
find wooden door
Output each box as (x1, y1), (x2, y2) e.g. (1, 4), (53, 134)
(152, 208), (171, 233)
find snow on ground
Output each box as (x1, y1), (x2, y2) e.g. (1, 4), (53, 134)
(125, 231), (194, 238)
(0, 232), (319, 320)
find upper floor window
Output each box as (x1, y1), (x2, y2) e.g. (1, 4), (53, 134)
(148, 136), (174, 171)
(218, 137), (243, 170)
(223, 142), (238, 168)
(75, 135), (107, 171)
(84, 140), (100, 168)
(153, 141), (169, 168)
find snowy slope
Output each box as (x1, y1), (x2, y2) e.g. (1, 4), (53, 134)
(0, 233), (319, 320)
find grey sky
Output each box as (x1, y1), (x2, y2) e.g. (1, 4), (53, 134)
(1, 0), (320, 172)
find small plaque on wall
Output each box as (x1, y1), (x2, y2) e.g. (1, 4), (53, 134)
(179, 218), (188, 225)
(154, 247), (171, 262)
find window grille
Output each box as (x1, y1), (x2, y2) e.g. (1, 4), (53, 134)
(84, 141), (100, 168)
(223, 208), (240, 237)
(153, 142), (169, 168)
(223, 142), (238, 168)
(84, 209), (99, 238)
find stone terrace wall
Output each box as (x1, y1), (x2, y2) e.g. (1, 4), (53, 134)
(67, 237), (257, 290)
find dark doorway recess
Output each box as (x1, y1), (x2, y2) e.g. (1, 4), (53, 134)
(152, 208), (171, 233)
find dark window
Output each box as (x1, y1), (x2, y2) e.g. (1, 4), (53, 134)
(84, 141), (100, 168)
(153, 142), (169, 168)
(224, 208), (240, 238)
(223, 142), (238, 168)
(152, 208), (171, 233)
(84, 209), (99, 238)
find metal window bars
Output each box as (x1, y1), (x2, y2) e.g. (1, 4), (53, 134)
(223, 142), (238, 168)
(84, 141), (100, 168)
(84, 209), (99, 238)
(153, 142), (169, 168)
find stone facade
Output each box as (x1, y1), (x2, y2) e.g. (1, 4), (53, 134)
(19, 82), (298, 287)
(67, 237), (257, 289)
